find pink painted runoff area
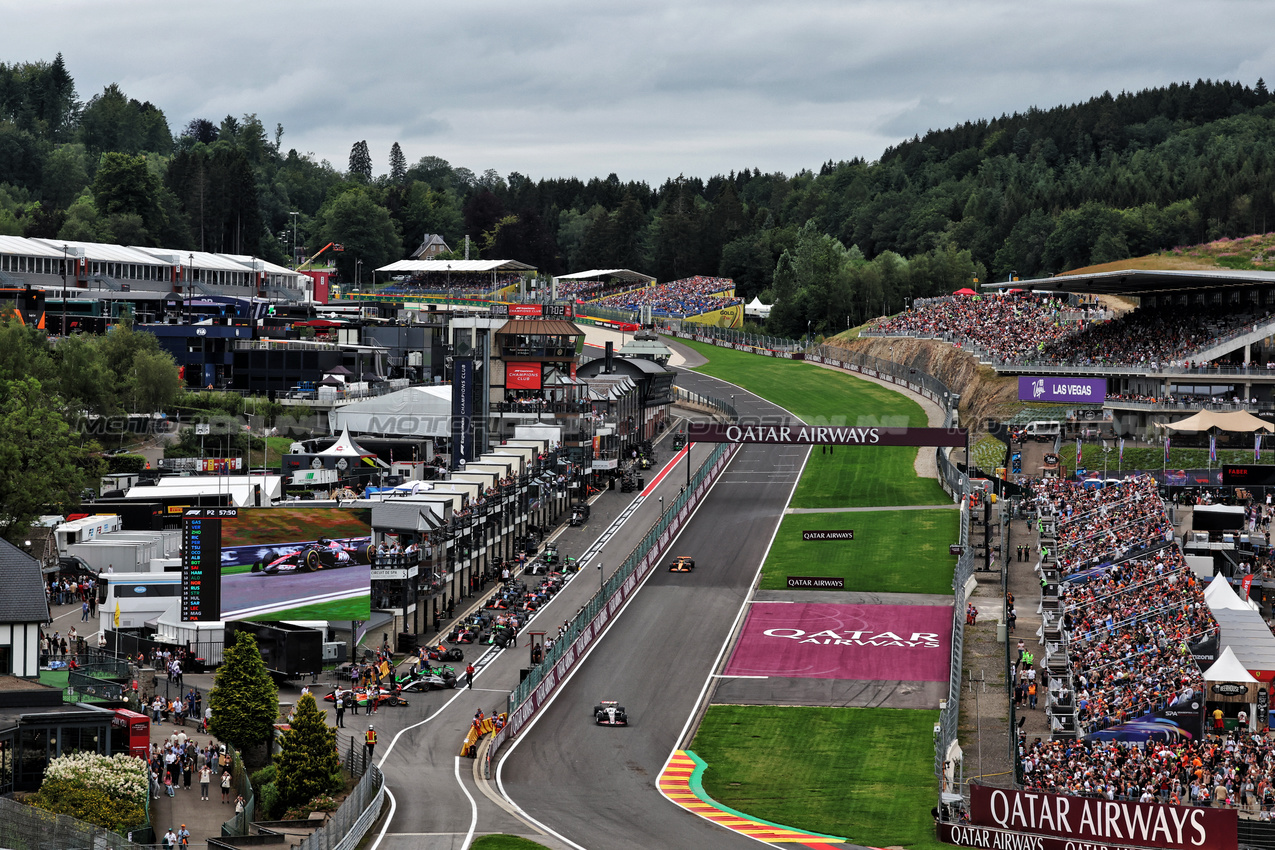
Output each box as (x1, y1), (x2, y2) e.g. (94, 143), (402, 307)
(723, 602), (952, 682)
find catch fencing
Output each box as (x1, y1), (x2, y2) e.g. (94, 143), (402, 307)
(294, 765), (384, 850)
(487, 440), (738, 767)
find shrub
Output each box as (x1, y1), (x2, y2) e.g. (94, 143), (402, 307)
(257, 781), (280, 820)
(27, 752), (149, 832)
(281, 794), (339, 820)
(106, 453), (147, 474)
(251, 764), (278, 788)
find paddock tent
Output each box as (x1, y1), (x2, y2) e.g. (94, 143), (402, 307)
(1203, 646), (1259, 685)
(328, 386), (452, 438)
(1160, 410), (1275, 433)
(744, 297), (772, 319)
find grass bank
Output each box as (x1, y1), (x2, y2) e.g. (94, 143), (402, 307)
(691, 705), (943, 849)
(759, 508), (959, 594)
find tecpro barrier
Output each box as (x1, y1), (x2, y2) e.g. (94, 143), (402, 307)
(487, 442), (738, 765)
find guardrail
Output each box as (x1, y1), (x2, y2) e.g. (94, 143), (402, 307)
(296, 765), (384, 850)
(661, 324), (804, 354)
(486, 441), (738, 768)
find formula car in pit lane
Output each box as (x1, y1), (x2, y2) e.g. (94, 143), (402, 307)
(399, 667), (458, 691)
(251, 538), (376, 574)
(423, 643), (464, 662)
(324, 688), (409, 707)
(593, 700), (628, 726)
(668, 555), (695, 572)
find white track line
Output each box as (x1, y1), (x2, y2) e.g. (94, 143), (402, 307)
(369, 786), (397, 850)
(493, 447), (741, 850)
(457, 756), (479, 849)
(655, 439), (812, 844)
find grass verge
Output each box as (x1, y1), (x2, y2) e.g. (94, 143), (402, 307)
(691, 705), (944, 850)
(760, 509), (958, 594)
(681, 339), (948, 506)
(470, 837), (551, 850)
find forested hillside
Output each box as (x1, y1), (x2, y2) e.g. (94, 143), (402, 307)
(1, 57), (1273, 336)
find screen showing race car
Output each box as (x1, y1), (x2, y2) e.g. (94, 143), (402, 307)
(183, 507), (373, 623)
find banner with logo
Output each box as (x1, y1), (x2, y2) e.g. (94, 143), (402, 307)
(964, 786), (1235, 850)
(505, 362), (543, 390)
(722, 602), (951, 682)
(1018, 376), (1107, 403)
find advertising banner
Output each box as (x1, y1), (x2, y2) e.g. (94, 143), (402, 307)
(965, 786), (1235, 850)
(505, 362), (543, 390)
(723, 602), (951, 682)
(1018, 375), (1107, 403)
(451, 357), (474, 468)
(685, 423), (967, 447)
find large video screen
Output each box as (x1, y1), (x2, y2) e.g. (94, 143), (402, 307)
(183, 507), (372, 623)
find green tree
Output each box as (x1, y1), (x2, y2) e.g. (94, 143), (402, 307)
(314, 188), (402, 280)
(125, 347), (181, 413)
(348, 140), (372, 182)
(0, 377), (89, 542)
(41, 143), (90, 209)
(275, 693), (341, 811)
(209, 631), (279, 757)
(58, 190), (100, 241)
(388, 142), (407, 184)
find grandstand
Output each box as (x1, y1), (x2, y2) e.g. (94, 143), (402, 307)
(375, 259), (535, 297)
(589, 275), (740, 318)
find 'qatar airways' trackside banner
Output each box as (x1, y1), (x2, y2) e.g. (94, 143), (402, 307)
(685, 423), (968, 447)
(955, 786), (1236, 850)
(499, 444), (740, 742)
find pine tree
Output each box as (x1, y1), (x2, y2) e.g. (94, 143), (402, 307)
(275, 693), (341, 811)
(389, 142), (407, 185)
(209, 631), (279, 757)
(348, 140), (372, 182)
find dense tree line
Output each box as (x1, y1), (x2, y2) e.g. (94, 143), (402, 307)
(0, 315), (182, 542)
(1, 61), (1273, 337)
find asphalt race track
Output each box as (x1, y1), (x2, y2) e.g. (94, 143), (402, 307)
(498, 362), (810, 849)
(371, 437), (730, 850)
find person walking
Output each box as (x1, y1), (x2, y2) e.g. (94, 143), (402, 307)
(466, 663), (475, 689)
(365, 724), (377, 761)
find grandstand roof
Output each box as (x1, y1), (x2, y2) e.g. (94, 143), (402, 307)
(984, 268), (1275, 297)
(377, 259), (536, 273)
(556, 269), (655, 285)
(0, 235), (66, 259)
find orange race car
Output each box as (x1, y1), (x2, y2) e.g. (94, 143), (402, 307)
(668, 555), (695, 573)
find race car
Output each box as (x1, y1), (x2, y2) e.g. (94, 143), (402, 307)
(251, 538), (375, 574)
(593, 700), (628, 726)
(668, 555), (695, 572)
(324, 688), (409, 707)
(400, 668), (457, 691)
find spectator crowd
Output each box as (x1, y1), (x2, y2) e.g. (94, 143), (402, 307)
(591, 276), (739, 317)
(869, 293), (1275, 369)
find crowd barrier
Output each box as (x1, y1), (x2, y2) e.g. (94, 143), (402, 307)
(485, 441), (738, 774)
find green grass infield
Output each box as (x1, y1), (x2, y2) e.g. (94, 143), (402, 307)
(691, 704), (944, 849)
(682, 339), (948, 507)
(760, 508), (958, 594)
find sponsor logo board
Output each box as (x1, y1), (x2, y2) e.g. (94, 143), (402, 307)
(786, 577), (846, 589)
(1018, 376), (1107, 403)
(802, 530), (854, 541)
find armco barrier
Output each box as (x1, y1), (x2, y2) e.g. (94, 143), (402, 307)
(486, 442), (738, 770)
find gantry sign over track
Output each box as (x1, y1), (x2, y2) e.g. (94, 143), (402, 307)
(684, 423), (968, 447)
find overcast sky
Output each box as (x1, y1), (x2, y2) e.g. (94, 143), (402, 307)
(9, 0), (1275, 185)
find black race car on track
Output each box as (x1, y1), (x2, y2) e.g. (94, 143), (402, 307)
(594, 700), (628, 726)
(668, 555), (695, 573)
(251, 538), (375, 574)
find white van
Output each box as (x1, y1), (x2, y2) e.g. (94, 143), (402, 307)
(1023, 421), (1061, 442)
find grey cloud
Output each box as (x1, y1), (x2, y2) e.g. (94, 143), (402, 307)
(6, 0), (1275, 183)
